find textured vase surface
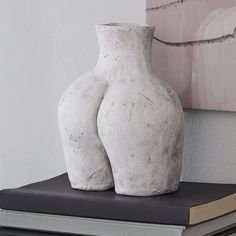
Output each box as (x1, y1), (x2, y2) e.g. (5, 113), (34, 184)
(58, 23), (184, 196)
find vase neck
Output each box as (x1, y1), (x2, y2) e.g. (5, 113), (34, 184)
(94, 23), (155, 73)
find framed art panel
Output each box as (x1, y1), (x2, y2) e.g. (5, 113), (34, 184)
(147, 0), (236, 111)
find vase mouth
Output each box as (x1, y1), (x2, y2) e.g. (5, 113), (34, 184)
(95, 23), (155, 32)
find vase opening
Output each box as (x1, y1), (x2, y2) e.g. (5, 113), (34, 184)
(95, 22), (155, 72)
(96, 22), (155, 31)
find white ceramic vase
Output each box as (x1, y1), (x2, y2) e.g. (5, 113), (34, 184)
(58, 23), (184, 196)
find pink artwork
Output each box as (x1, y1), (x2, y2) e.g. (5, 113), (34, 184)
(147, 0), (236, 111)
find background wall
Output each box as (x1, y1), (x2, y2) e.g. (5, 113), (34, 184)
(0, 0), (235, 190)
(182, 109), (236, 183)
(0, 0), (145, 189)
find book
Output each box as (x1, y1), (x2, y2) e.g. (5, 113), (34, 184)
(0, 173), (235, 226)
(0, 227), (73, 236)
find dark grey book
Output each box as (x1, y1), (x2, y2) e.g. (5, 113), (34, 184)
(0, 173), (235, 226)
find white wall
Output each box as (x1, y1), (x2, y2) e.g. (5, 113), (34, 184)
(182, 109), (236, 183)
(0, 0), (235, 190)
(0, 0), (145, 189)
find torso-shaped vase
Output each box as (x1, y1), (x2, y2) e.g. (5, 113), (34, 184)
(58, 23), (184, 196)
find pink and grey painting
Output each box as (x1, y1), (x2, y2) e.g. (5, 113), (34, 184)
(147, 0), (236, 111)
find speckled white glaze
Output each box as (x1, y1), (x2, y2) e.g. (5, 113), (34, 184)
(58, 23), (184, 196)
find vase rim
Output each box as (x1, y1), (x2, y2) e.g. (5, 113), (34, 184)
(95, 23), (155, 31)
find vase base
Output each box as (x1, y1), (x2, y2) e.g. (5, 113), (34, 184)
(71, 182), (114, 191)
(114, 187), (178, 197)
